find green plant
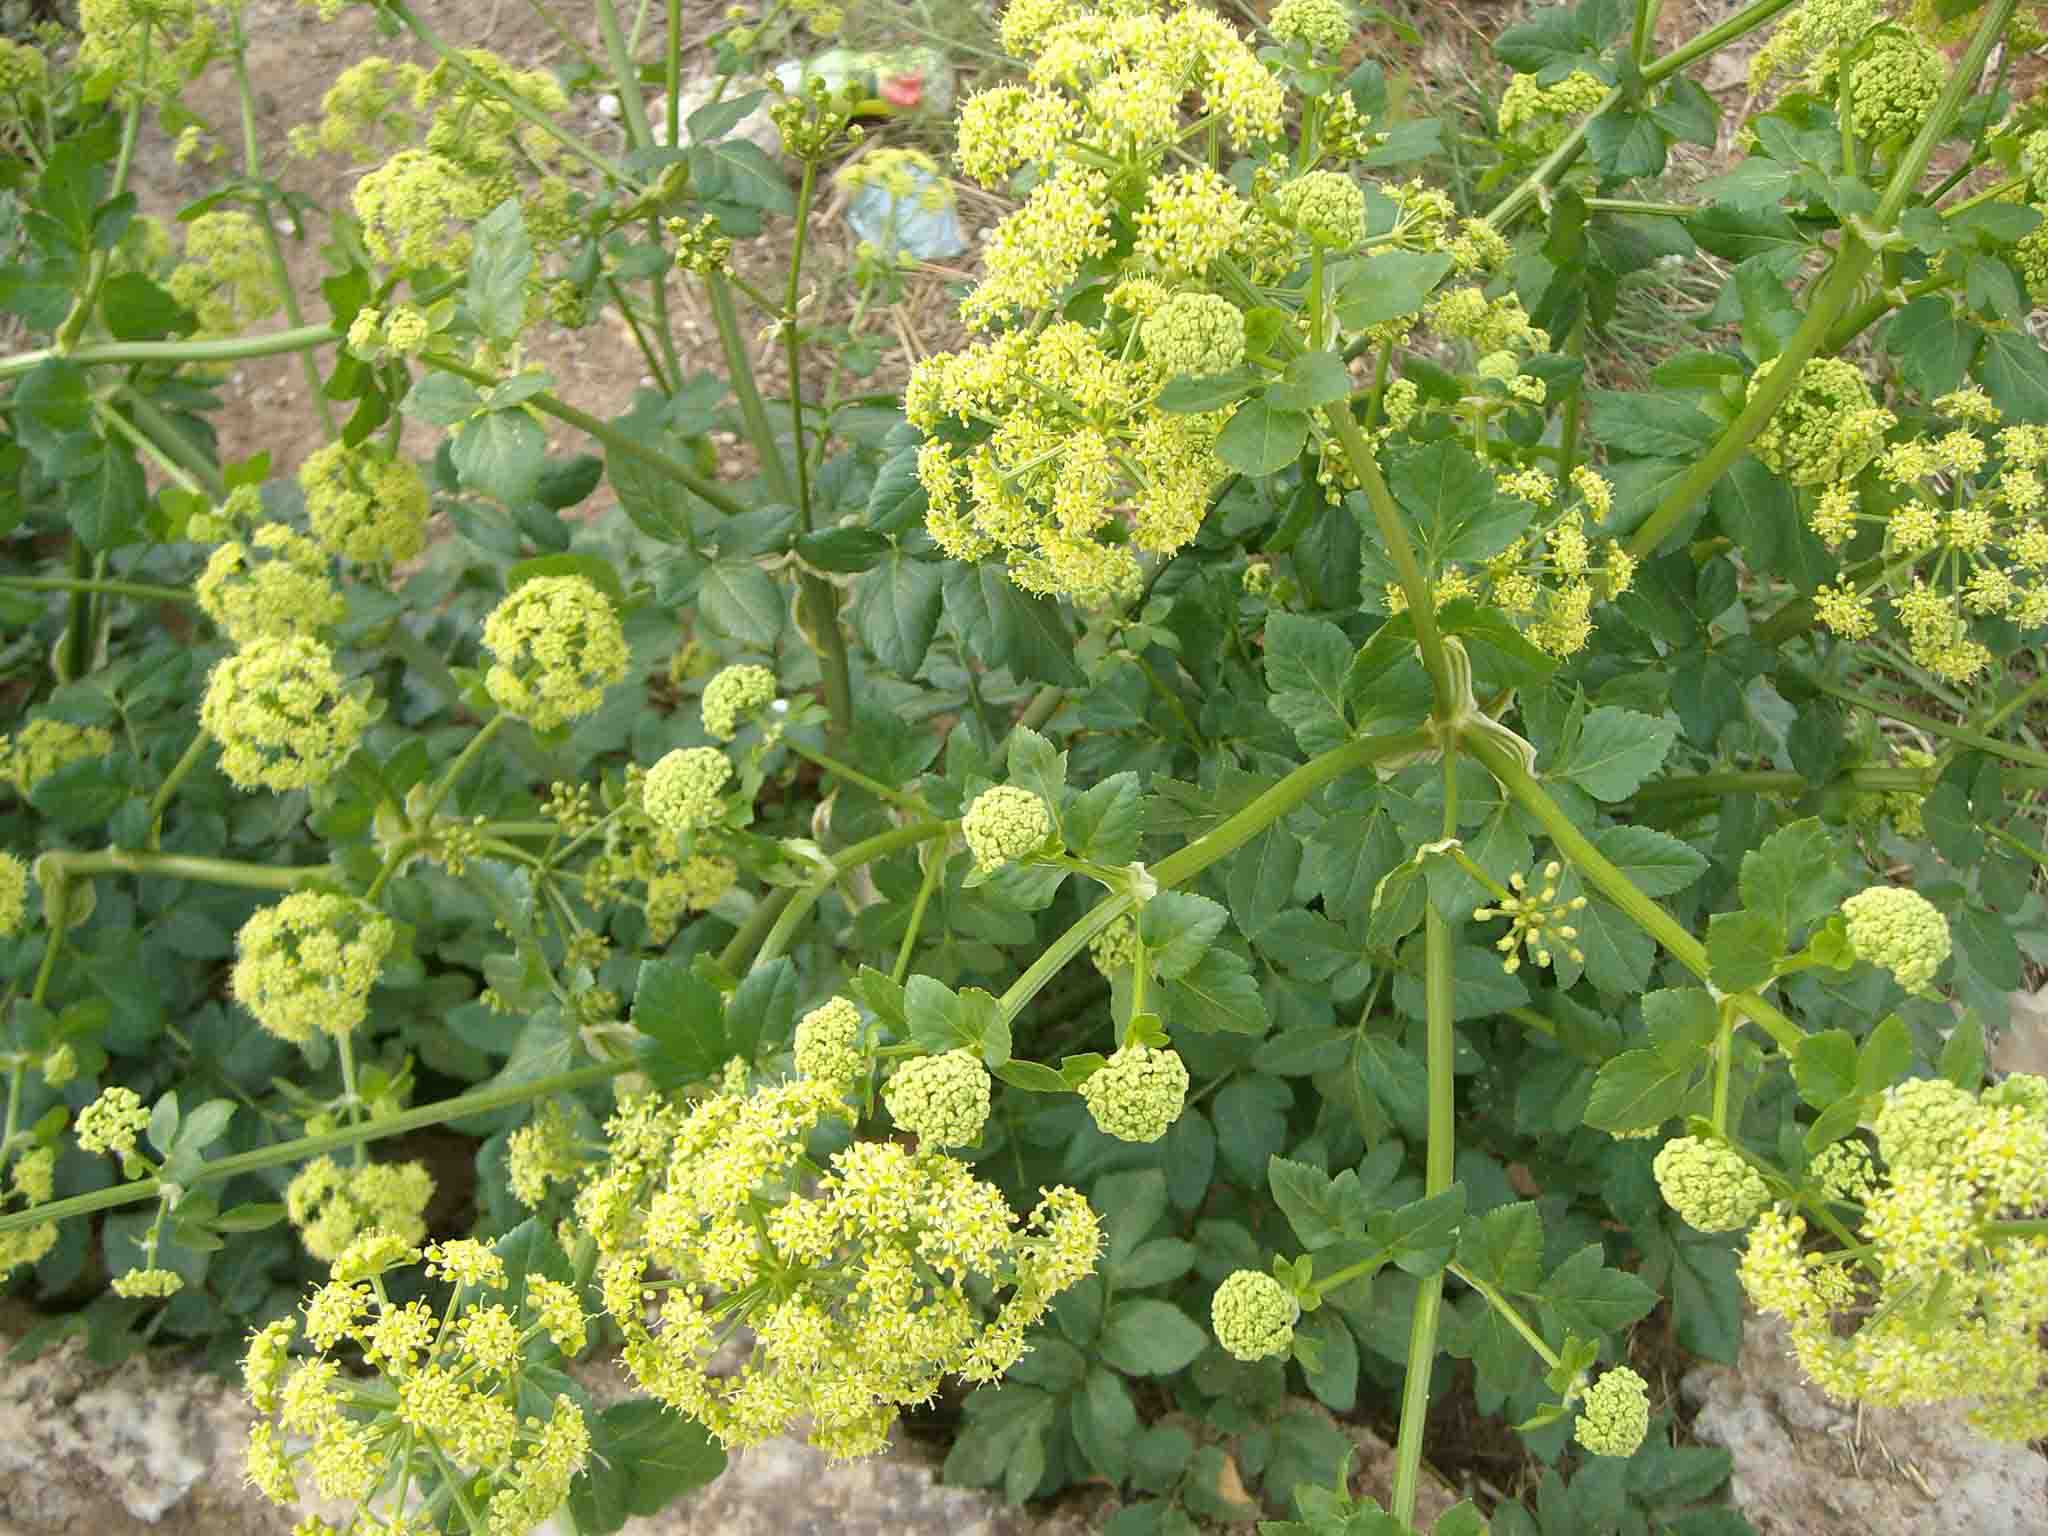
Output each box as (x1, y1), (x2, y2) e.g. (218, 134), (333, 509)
(5, 0), (2048, 1533)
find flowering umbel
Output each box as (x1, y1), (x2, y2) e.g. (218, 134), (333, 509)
(580, 1083), (1099, 1459)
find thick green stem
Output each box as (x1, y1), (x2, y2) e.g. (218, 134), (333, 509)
(144, 732), (211, 849)
(0, 324), (341, 380)
(0, 1063), (629, 1235)
(750, 821), (951, 969)
(0, 575), (194, 604)
(1321, 404), (1455, 712)
(1459, 722), (1806, 1053)
(1391, 887), (1457, 1526)
(40, 847), (322, 892)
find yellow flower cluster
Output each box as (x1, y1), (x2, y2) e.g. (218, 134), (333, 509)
(0, 40), (47, 106)
(1845, 30), (1943, 145)
(582, 1083), (1099, 1459)
(77, 0), (216, 101)
(1808, 390), (2048, 684)
(285, 1156), (433, 1262)
(244, 1234), (590, 1533)
(1268, 0), (1351, 54)
(1472, 862), (1589, 972)
(231, 890), (396, 1044)
(200, 635), (371, 791)
(506, 1102), (584, 1207)
(700, 662), (778, 741)
(1387, 459), (1616, 649)
(337, 49), (573, 271)
(195, 525), (344, 644)
(642, 747), (734, 834)
(165, 212), (283, 339)
(1841, 883), (1950, 992)
(644, 855), (737, 943)
(1737, 1074), (2048, 1441)
(2, 718), (114, 796)
(297, 439), (430, 567)
(481, 576), (630, 731)
(1653, 1135), (1772, 1232)
(75, 1085), (151, 1159)
(1751, 358), (1895, 487)
(1749, 0), (1885, 91)
(1497, 70), (1610, 155)
(0, 1145), (59, 1282)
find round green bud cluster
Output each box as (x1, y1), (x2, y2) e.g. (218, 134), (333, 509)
(1841, 884), (1950, 992)
(1497, 70), (1611, 154)
(285, 1153), (433, 1262)
(1269, 0), (1351, 53)
(794, 996), (865, 1084)
(385, 304), (432, 354)
(643, 747), (733, 834)
(645, 854), (738, 942)
(1211, 1269), (1298, 1361)
(1871, 1075), (1979, 1170)
(1080, 1045), (1190, 1143)
(481, 576), (630, 730)
(1848, 31), (1943, 144)
(4, 718), (115, 796)
(962, 786), (1054, 872)
(1652, 1136), (1771, 1232)
(0, 40), (48, 100)
(1276, 170), (1366, 247)
(298, 439), (430, 567)
(200, 636), (371, 791)
(1984, 1071), (2048, 1116)
(701, 663), (778, 741)
(1748, 357), (1895, 486)
(231, 891), (396, 1044)
(1141, 292), (1247, 378)
(1809, 1138), (1876, 1201)
(195, 524), (344, 645)
(883, 1048), (992, 1148)
(1575, 1367), (1650, 1457)
(0, 852), (28, 938)
(12, 1146), (54, 1205)
(75, 1086), (150, 1158)
(1090, 915), (1141, 975)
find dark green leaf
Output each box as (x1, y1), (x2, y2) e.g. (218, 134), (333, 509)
(1217, 397), (1311, 475)
(697, 559), (784, 648)
(1553, 706), (1677, 801)
(1542, 1243), (1658, 1333)
(468, 199), (534, 345)
(853, 555), (941, 676)
(942, 564), (1085, 686)
(1140, 890), (1230, 981)
(1098, 1299), (1208, 1375)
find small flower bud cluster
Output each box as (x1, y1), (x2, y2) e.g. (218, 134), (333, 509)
(232, 891), (396, 1044)
(645, 855), (737, 943)
(1211, 1269), (1298, 1360)
(1574, 1367), (1650, 1457)
(112, 1266), (185, 1299)
(78, 0), (217, 102)
(481, 576), (631, 731)
(1269, 0), (1351, 53)
(0, 40), (48, 105)
(1079, 1045), (1189, 1142)
(1089, 914), (1142, 975)
(285, 1155), (434, 1263)
(642, 747), (734, 834)
(1737, 1073), (2048, 1441)
(1750, 358), (1895, 487)
(1653, 1136), (1772, 1232)
(794, 996), (866, 1085)
(1749, 0), (1884, 92)
(0, 1144), (59, 1281)
(506, 1102), (584, 1207)
(1497, 70), (1610, 156)
(1275, 170), (1365, 247)
(1846, 30), (1943, 144)
(961, 786), (1053, 872)
(884, 1049), (993, 1148)
(195, 525), (345, 645)
(245, 1234), (590, 1532)
(700, 663), (778, 740)
(166, 212), (284, 338)
(1841, 884), (1950, 992)
(0, 852), (28, 938)
(75, 1086), (152, 1159)
(1140, 292), (1248, 378)
(1473, 862), (1586, 974)
(667, 214), (734, 274)
(581, 1081), (1099, 1459)
(201, 635), (372, 791)
(3, 718), (115, 797)
(297, 440), (430, 567)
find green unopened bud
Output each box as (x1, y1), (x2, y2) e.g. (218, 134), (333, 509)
(1575, 1367), (1649, 1457)
(961, 786), (1053, 872)
(882, 1048), (991, 1148)
(1211, 1269), (1298, 1361)
(1079, 1045), (1190, 1143)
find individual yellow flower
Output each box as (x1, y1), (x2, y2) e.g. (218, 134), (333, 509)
(201, 636), (371, 792)
(297, 440), (430, 567)
(481, 576), (630, 730)
(231, 891), (396, 1044)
